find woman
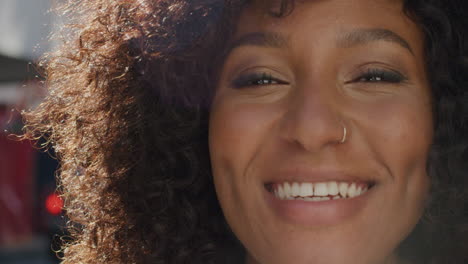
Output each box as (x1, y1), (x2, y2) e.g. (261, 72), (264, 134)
(23, 0), (468, 263)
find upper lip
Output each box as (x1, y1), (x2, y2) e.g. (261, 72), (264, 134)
(263, 167), (377, 185)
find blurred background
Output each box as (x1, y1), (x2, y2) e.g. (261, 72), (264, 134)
(0, 0), (64, 263)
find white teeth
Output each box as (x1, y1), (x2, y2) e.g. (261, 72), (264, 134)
(278, 185), (285, 199)
(284, 182), (292, 199)
(314, 182), (328, 196)
(339, 182), (349, 197)
(327, 181), (339, 196)
(360, 186), (368, 195)
(348, 183), (357, 198)
(356, 186), (362, 196)
(291, 182), (301, 196)
(300, 183), (314, 197)
(273, 181), (370, 201)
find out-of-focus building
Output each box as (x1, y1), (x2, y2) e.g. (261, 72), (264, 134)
(0, 1), (62, 263)
(0, 0), (52, 58)
(0, 54), (36, 244)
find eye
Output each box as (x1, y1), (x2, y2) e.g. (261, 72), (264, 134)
(353, 68), (407, 83)
(231, 72), (289, 89)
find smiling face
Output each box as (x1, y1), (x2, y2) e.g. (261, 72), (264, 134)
(208, 0), (433, 263)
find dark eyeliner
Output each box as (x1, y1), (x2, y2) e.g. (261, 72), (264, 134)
(231, 72), (287, 89)
(356, 68), (407, 83)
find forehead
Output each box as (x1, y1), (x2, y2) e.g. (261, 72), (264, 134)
(233, 0), (424, 54)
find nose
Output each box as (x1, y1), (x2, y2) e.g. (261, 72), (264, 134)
(279, 88), (345, 153)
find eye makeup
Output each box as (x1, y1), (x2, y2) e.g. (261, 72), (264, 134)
(231, 72), (289, 89)
(351, 68), (408, 84)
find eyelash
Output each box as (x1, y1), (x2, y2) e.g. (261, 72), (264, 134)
(231, 72), (288, 88)
(231, 68), (406, 89)
(352, 68), (407, 83)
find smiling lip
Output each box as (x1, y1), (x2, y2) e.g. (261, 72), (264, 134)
(264, 183), (373, 226)
(268, 181), (371, 200)
(263, 170), (375, 226)
(264, 168), (376, 186)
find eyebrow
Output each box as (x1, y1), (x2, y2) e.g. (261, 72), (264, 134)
(225, 31), (288, 54)
(225, 28), (414, 55)
(338, 28), (414, 55)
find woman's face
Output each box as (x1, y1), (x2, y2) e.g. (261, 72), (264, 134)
(209, 0), (433, 263)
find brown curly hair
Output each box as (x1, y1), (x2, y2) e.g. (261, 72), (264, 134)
(22, 0), (468, 263)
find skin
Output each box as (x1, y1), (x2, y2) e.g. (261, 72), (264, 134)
(209, 0), (433, 263)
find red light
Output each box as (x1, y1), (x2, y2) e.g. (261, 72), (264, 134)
(45, 193), (63, 215)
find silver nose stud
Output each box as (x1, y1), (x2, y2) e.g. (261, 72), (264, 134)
(340, 125), (347, 144)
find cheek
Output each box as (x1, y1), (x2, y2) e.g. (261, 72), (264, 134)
(208, 100), (278, 242)
(376, 99), (432, 179)
(208, 100), (271, 204)
(356, 95), (433, 210)
(388, 102), (432, 212)
(208, 98), (280, 174)
(209, 104), (259, 176)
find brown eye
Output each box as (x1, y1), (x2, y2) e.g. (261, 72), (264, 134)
(232, 72), (288, 89)
(354, 69), (407, 83)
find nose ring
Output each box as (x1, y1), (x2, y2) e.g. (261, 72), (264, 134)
(340, 125), (347, 144)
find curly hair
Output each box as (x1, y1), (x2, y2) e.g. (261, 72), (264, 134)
(22, 0), (468, 263)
